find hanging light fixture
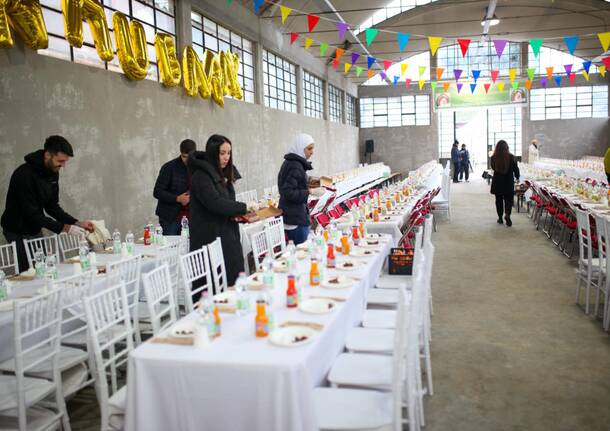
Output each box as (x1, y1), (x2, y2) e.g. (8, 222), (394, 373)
(481, 8), (500, 26)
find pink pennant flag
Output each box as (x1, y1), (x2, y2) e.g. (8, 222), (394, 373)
(491, 70), (500, 83)
(484, 83), (491, 93)
(569, 73), (576, 85)
(602, 57), (610, 69)
(493, 40), (508, 58)
(405, 78), (412, 87)
(383, 59), (392, 71)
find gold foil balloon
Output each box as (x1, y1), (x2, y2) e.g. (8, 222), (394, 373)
(112, 11), (148, 80)
(221, 51), (243, 100)
(155, 32), (181, 87)
(0, 0), (48, 50)
(182, 45), (211, 99)
(204, 50), (224, 107)
(61, 0), (113, 61)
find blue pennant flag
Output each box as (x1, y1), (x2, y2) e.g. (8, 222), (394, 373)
(367, 56), (376, 69)
(472, 70), (480, 83)
(470, 83), (477, 93)
(564, 36), (579, 55)
(582, 60), (592, 73)
(554, 76), (562, 87)
(397, 33), (410, 52)
(253, 0), (264, 15)
(393, 75), (400, 86)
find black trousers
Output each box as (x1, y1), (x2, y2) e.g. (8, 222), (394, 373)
(452, 162), (460, 182)
(606, 172), (610, 184)
(3, 231), (40, 273)
(495, 194), (514, 218)
(459, 164), (469, 181)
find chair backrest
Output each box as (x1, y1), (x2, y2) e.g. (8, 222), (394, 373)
(53, 271), (95, 343)
(24, 235), (60, 269)
(0, 242), (19, 275)
(246, 189), (257, 203)
(179, 246), (213, 312)
(251, 230), (270, 272)
(58, 232), (81, 261)
(423, 214), (434, 245)
(106, 255), (143, 341)
(575, 207), (595, 264)
(156, 242), (182, 313)
(142, 264), (177, 335)
(593, 213), (608, 274)
(265, 217), (286, 258)
(313, 212), (331, 228)
(208, 237), (228, 293)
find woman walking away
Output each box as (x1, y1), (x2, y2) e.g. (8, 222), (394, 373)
(490, 140), (520, 227)
(278, 133), (316, 245)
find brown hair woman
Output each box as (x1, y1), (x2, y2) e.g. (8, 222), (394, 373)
(490, 140), (520, 226)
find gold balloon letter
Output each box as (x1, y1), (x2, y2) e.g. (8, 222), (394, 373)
(61, 0), (113, 61)
(221, 51), (243, 101)
(155, 32), (181, 87)
(204, 50), (225, 107)
(112, 11), (148, 80)
(182, 45), (212, 100)
(0, 0), (48, 50)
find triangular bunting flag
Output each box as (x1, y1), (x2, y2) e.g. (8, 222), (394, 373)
(493, 39), (507, 58)
(530, 39), (544, 57)
(527, 68), (535, 81)
(419, 65), (426, 77)
(280, 5), (292, 24)
(367, 56), (376, 69)
(546, 66), (554, 79)
(383, 59), (392, 71)
(227, 0), (233, 5)
(332, 58), (339, 69)
(554, 76), (562, 86)
(497, 82), (505, 92)
(472, 70), (480, 83)
(307, 15), (320, 32)
(336, 22), (349, 40)
(380, 72), (387, 81)
(335, 48), (345, 61)
(397, 33), (411, 52)
(568, 73), (575, 85)
(583, 71), (590, 81)
(582, 61), (592, 73)
(491, 70), (499, 83)
(356, 66), (363, 77)
(443, 82), (450, 92)
(540, 78), (547, 88)
(393, 76), (400, 86)
(436, 67), (445, 81)
(430, 81), (438, 91)
(603, 57), (610, 69)
(290, 32), (299, 45)
(470, 83), (477, 94)
(428, 36), (442, 56)
(564, 36), (579, 55)
(509, 68), (517, 82)
(418, 80), (425, 90)
(484, 83), (491, 93)
(457, 39), (471, 57)
(598, 32), (610, 53)
(320, 43), (329, 56)
(599, 65), (606, 77)
(344, 63), (351, 74)
(405, 78), (412, 87)
(525, 80), (532, 91)
(351, 52), (360, 65)
(304, 37), (313, 49)
(512, 81), (519, 91)
(401, 63), (409, 76)
(367, 69), (375, 79)
(365, 28), (379, 46)
(456, 83), (463, 93)
(453, 69), (462, 82)
(253, 0), (264, 15)
(564, 64), (572, 75)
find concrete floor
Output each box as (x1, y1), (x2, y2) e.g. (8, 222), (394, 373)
(425, 178), (610, 431)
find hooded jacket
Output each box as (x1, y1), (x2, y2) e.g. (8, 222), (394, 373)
(1, 150), (77, 235)
(188, 150), (247, 285)
(278, 153), (313, 226)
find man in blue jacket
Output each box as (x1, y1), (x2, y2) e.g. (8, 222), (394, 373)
(153, 139), (196, 235)
(451, 140), (461, 183)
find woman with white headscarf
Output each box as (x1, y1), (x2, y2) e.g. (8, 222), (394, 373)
(277, 133), (315, 245)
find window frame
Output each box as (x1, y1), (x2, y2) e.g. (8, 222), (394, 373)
(262, 49), (297, 113)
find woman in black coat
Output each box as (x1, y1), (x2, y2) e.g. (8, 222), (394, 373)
(278, 133), (315, 245)
(490, 140), (520, 227)
(188, 135), (247, 287)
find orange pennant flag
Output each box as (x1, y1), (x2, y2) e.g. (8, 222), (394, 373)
(368, 69), (375, 79)
(335, 48), (345, 61)
(525, 79), (532, 90)
(546, 67), (554, 79)
(436, 67), (445, 81)
(443, 82), (450, 92)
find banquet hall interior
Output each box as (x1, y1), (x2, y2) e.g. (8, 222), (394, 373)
(0, 0), (609, 430)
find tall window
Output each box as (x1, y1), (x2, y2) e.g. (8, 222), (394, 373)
(530, 86), (608, 120)
(488, 106), (522, 156)
(191, 11), (255, 103)
(438, 110), (455, 159)
(355, 0), (440, 35)
(39, 0), (176, 81)
(528, 46), (598, 75)
(263, 50), (297, 113)
(359, 95), (430, 128)
(437, 41), (521, 79)
(346, 94), (358, 126)
(329, 85), (343, 123)
(303, 71), (324, 119)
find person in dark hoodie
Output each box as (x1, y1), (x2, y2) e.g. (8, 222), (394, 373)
(188, 134), (247, 288)
(278, 133), (315, 245)
(1, 135), (95, 272)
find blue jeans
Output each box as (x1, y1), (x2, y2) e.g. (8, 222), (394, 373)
(285, 226), (309, 245)
(159, 219), (181, 236)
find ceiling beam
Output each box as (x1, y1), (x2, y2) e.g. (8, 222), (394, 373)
(481, 0), (498, 41)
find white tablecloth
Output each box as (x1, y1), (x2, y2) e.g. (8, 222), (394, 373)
(125, 238), (392, 431)
(533, 161), (606, 184)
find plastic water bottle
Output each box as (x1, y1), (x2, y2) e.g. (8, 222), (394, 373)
(235, 272), (249, 316)
(125, 231), (135, 255)
(181, 216), (189, 238)
(262, 256), (274, 288)
(285, 240), (297, 273)
(0, 270), (7, 302)
(112, 229), (121, 254)
(45, 255), (58, 280)
(198, 291), (216, 336)
(79, 239), (90, 270)
(154, 224), (163, 245)
(33, 249), (45, 278)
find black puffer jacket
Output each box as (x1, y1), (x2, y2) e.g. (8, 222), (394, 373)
(1, 150), (78, 235)
(188, 151), (247, 285)
(277, 153), (312, 226)
(490, 155), (520, 196)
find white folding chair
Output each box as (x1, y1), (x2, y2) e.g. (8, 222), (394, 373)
(265, 217), (286, 258)
(251, 230), (270, 272)
(593, 215), (610, 330)
(247, 189), (258, 203)
(84, 282), (134, 431)
(574, 207), (601, 314)
(23, 235), (60, 269)
(179, 247), (213, 313)
(58, 232), (81, 261)
(142, 264), (178, 335)
(106, 255), (143, 344)
(0, 241), (19, 275)
(155, 242), (183, 316)
(0, 290), (70, 431)
(208, 237), (228, 293)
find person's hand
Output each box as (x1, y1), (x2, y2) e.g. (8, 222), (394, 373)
(76, 220), (95, 232)
(66, 224), (87, 237)
(176, 192), (190, 206)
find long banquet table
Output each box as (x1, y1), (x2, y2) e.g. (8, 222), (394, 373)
(125, 237), (392, 431)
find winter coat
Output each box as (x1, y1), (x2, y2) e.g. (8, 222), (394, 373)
(278, 153), (312, 227)
(153, 156), (190, 222)
(187, 151), (247, 285)
(1, 150), (77, 235)
(491, 155), (520, 196)
(451, 146), (460, 163)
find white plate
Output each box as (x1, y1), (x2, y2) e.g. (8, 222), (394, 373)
(296, 242), (310, 251)
(360, 239), (383, 248)
(349, 247), (378, 258)
(335, 260), (365, 271)
(366, 233), (383, 239)
(171, 322), (197, 338)
(213, 291), (236, 306)
(273, 260), (288, 272)
(321, 276), (355, 289)
(269, 326), (316, 347)
(299, 298), (337, 314)
(248, 273), (264, 288)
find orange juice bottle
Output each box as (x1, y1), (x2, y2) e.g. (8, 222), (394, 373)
(326, 243), (336, 268)
(255, 299), (269, 337)
(386, 199), (391, 211)
(373, 208), (380, 222)
(310, 258), (321, 286)
(359, 219), (365, 237)
(341, 233), (350, 255)
(213, 306), (221, 337)
(323, 229), (329, 242)
(286, 275), (298, 308)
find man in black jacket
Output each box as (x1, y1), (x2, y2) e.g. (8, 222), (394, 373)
(1, 136), (95, 272)
(153, 139), (196, 235)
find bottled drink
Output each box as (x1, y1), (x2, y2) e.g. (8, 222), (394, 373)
(359, 218), (366, 238)
(286, 274), (297, 308)
(45, 255), (58, 280)
(34, 249), (45, 278)
(351, 225), (360, 246)
(309, 258), (320, 286)
(285, 240), (297, 273)
(143, 225), (151, 246)
(154, 224), (163, 245)
(0, 270), (7, 302)
(373, 208), (380, 222)
(341, 233), (350, 255)
(112, 229), (121, 254)
(261, 289), (274, 331)
(212, 306), (221, 337)
(255, 298), (269, 337)
(125, 231), (135, 255)
(79, 238), (91, 271)
(235, 272), (249, 316)
(326, 243), (336, 269)
(181, 216), (189, 238)
(322, 229), (329, 242)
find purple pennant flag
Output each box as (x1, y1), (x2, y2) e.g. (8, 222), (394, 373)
(540, 77), (548, 88)
(351, 52), (360, 65)
(564, 64), (572, 75)
(380, 71), (387, 81)
(453, 69), (462, 82)
(456, 83), (463, 93)
(493, 39), (507, 58)
(336, 22), (349, 40)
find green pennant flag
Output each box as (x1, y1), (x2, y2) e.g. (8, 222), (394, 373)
(527, 68), (536, 81)
(512, 81), (519, 90)
(227, 0), (233, 4)
(418, 65), (426, 76)
(529, 39), (543, 57)
(355, 66), (363, 77)
(430, 81), (438, 91)
(365, 28), (379, 46)
(320, 42), (329, 56)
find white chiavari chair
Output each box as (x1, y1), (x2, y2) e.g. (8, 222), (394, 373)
(593, 214), (610, 330)
(142, 264), (178, 335)
(58, 232), (80, 261)
(265, 217), (286, 258)
(208, 237), (228, 293)
(251, 230), (270, 272)
(575, 207), (601, 314)
(106, 255), (143, 344)
(0, 241), (19, 275)
(155, 242), (182, 316)
(179, 247), (213, 313)
(23, 235), (60, 269)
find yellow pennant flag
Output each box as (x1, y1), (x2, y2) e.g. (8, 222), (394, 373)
(508, 68), (517, 82)
(600, 65), (607, 77)
(344, 63), (352, 74)
(583, 71), (590, 81)
(304, 37), (313, 49)
(436, 67), (445, 81)
(418, 65), (426, 77)
(401, 63), (409, 76)
(428, 36), (442, 56)
(280, 5), (292, 24)
(598, 32), (610, 53)
(497, 82), (505, 92)
(418, 79), (425, 90)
